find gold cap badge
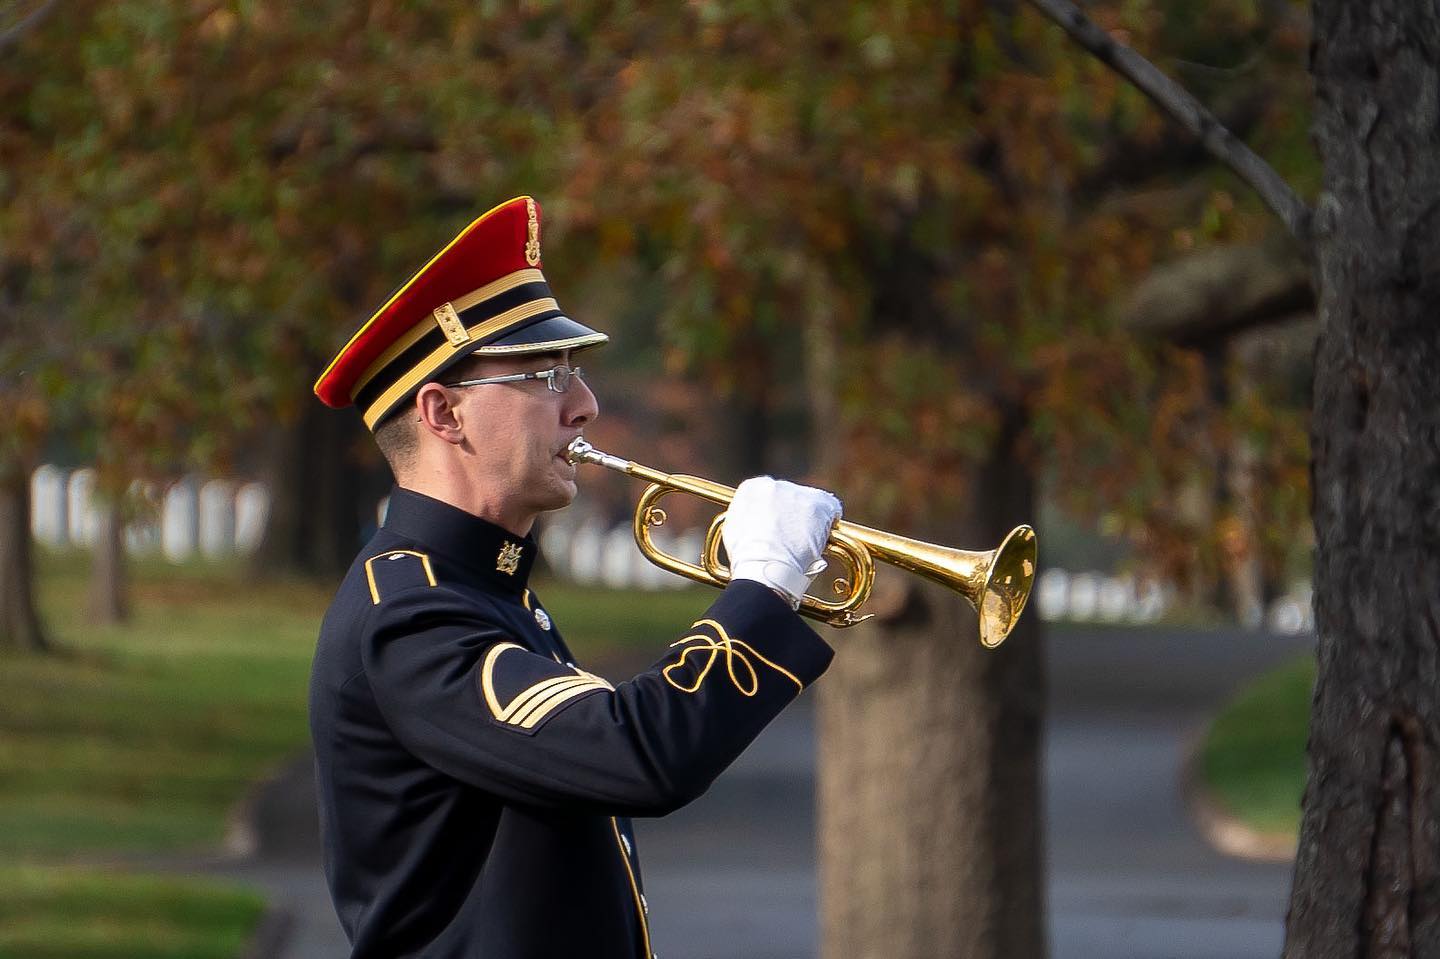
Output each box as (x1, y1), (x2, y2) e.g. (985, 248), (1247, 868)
(525, 198), (541, 266)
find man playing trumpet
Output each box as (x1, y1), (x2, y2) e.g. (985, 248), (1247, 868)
(310, 196), (842, 959)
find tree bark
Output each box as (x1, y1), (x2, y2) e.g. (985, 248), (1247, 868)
(1283, 4), (1440, 957)
(252, 393), (388, 579)
(87, 498), (128, 625)
(0, 461), (48, 652)
(817, 420), (1045, 959)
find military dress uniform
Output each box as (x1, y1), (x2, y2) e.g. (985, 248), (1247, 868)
(309, 197), (836, 958)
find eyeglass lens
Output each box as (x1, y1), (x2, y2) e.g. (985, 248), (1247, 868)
(549, 366), (581, 392)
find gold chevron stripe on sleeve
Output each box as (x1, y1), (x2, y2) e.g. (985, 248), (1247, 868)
(500, 676), (597, 723)
(515, 680), (612, 729)
(479, 643), (615, 728)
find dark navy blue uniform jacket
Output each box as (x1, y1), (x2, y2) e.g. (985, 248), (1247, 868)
(309, 488), (834, 958)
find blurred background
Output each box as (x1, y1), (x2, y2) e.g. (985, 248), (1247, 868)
(1, 2), (1321, 957)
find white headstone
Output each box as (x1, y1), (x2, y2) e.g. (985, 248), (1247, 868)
(162, 479), (200, 563)
(601, 525), (641, 589)
(1132, 579), (1170, 623)
(568, 520), (605, 586)
(1267, 598), (1306, 635)
(199, 480), (237, 558)
(1067, 572), (1100, 622)
(539, 522), (573, 579)
(234, 483), (270, 555)
(636, 528), (672, 590)
(67, 468), (99, 547)
(1097, 576), (1134, 623)
(30, 465), (68, 547)
(1035, 568), (1069, 621)
(672, 530), (705, 590)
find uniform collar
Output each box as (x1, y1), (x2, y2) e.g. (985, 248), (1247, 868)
(383, 487), (538, 592)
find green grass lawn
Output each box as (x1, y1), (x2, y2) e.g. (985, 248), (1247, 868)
(5, 553), (325, 859)
(0, 553), (324, 957)
(1200, 655), (1314, 837)
(0, 867), (264, 959)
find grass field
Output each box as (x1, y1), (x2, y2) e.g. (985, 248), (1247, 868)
(1200, 655), (1314, 836)
(2, 549), (712, 957)
(5, 553), (325, 859)
(0, 867), (265, 959)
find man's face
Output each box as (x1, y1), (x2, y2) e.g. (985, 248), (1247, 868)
(451, 350), (599, 516)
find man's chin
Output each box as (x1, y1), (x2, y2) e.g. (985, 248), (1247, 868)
(537, 479), (578, 513)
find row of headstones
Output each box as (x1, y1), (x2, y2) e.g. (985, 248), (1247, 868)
(537, 516), (702, 591)
(1033, 568), (1315, 634)
(537, 515), (1322, 631)
(30, 466), (271, 562)
(33, 469), (1314, 630)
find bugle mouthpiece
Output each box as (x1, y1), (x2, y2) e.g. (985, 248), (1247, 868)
(565, 438), (631, 473)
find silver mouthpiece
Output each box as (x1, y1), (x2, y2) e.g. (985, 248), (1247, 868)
(565, 438), (632, 473)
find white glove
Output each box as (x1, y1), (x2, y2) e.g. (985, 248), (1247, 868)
(723, 476), (842, 608)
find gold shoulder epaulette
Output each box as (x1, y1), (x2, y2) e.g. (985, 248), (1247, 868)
(364, 549), (437, 604)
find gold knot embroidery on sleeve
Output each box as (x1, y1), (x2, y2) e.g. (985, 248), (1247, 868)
(662, 619), (803, 696)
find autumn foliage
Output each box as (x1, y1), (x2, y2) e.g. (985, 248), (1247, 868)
(0, 0), (1315, 592)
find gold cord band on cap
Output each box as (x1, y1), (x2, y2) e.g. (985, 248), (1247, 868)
(351, 268), (547, 398)
(361, 296), (560, 429)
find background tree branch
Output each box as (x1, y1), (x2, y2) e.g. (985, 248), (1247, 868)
(1024, 0), (1314, 251)
(0, 0), (60, 58)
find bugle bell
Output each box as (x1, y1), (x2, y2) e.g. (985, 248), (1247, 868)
(566, 439), (1037, 648)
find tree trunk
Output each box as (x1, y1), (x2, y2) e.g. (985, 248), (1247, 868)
(1283, 4), (1440, 957)
(1223, 339), (1265, 629)
(252, 394), (387, 579)
(87, 498), (128, 624)
(0, 461), (48, 652)
(817, 422), (1045, 959)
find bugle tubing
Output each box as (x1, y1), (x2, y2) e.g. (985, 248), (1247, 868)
(565, 439), (1037, 648)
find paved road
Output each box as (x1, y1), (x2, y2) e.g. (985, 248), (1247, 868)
(200, 624), (1312, 958)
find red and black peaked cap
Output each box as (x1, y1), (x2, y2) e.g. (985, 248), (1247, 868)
(313, 197), (608, 431)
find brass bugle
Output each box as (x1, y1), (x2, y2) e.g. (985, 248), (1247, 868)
(566, 439), (1037, 648)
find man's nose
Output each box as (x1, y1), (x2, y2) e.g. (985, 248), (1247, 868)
(565, 374), (599, 427)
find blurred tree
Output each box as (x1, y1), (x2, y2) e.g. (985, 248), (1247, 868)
(0, 382), (49, 652)
(2, 1), (587, 590)
(1030, 0), (1440, 955)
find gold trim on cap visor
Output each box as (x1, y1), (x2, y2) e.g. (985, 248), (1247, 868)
(470, 332), (609, 356)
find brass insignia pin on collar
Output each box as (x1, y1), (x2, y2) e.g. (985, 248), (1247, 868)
(497, 541), (523, 575)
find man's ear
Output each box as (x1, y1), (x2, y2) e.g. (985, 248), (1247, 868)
(415, 383), (467, 445)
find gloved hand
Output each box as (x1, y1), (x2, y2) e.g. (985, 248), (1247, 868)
(723, 477), (843, 609)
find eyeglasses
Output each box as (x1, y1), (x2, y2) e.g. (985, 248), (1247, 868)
(443, 364), (584, 394)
